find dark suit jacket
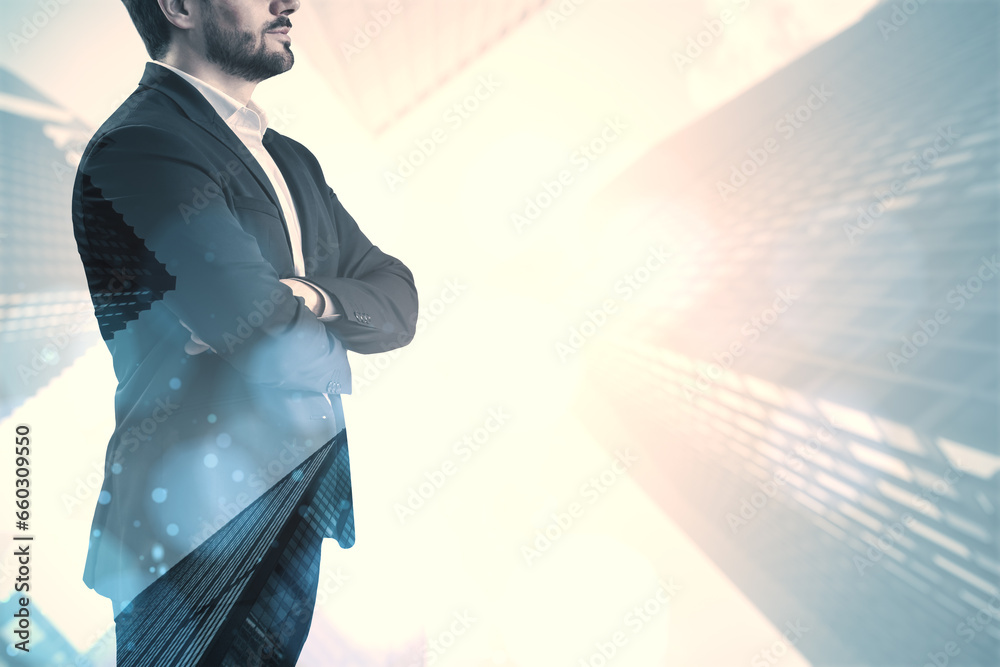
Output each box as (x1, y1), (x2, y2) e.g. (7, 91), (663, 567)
(71, 62), (418, 607)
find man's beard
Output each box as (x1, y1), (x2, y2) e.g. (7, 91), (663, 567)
(203, 11), (292, 83)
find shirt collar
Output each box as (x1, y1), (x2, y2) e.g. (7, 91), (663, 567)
(150, 60), (269, 138)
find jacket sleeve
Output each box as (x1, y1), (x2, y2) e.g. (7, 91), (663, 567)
(81, 125), (351, 394)
(299, 188), (419, 355)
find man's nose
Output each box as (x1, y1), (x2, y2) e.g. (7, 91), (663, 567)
(274, 0), (300, 16)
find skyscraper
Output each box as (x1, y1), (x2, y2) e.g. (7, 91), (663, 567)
(580, 1), (999, 664)
(0, 67), (99, 418)
(113, 430), (353, 666)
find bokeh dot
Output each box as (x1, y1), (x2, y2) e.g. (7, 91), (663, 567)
(152, 488), (168, 503)
(232, 470), (245, 482)
(166, 523), (179, 536)
(111, 462), (123, 474)
(204, 453), (218, 468)
(98, 490), (112, 505)
(169, 377), (181, 390)
(217, 433), (232, 448)
(207, 413), (217, 424)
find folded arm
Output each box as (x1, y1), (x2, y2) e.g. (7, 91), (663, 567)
(297, 188), (419, 355)
(80, 125), (350, 394)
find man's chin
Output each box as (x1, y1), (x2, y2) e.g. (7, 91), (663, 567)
(273, 46), (294, 71)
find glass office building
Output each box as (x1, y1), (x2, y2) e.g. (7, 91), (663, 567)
(113, 430), (353, 666)
(0, 68), (98, 418)
(580, 2), (999, 664)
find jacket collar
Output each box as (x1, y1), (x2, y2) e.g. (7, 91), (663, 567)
(136, 62), (285, 216)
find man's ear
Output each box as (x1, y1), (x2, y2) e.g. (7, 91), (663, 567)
(157, 0), (198, 31)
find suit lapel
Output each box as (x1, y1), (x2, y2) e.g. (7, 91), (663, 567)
(208, 115), (285, 218)
(138, 63), (286, 223)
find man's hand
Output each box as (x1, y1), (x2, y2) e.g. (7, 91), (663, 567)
(180, 320), (214, 355)
(281, 278), (325, 316)
(180, 280), (338, 355)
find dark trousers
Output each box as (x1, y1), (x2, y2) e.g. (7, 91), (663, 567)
(115, 519), (325, 667)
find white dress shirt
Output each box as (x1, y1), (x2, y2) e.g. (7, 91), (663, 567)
(152, 60), (338, 320)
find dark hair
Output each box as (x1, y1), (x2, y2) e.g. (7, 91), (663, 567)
(120, 0), (173, 60)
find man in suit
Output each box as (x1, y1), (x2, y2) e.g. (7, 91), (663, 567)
(71, 0), (418, 662)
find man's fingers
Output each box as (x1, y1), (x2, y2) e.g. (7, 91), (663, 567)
(183, 328), (213, 355)
(184, 337), (212, 355)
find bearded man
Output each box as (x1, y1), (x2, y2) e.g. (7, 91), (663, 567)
(71, 1), (418, 663)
